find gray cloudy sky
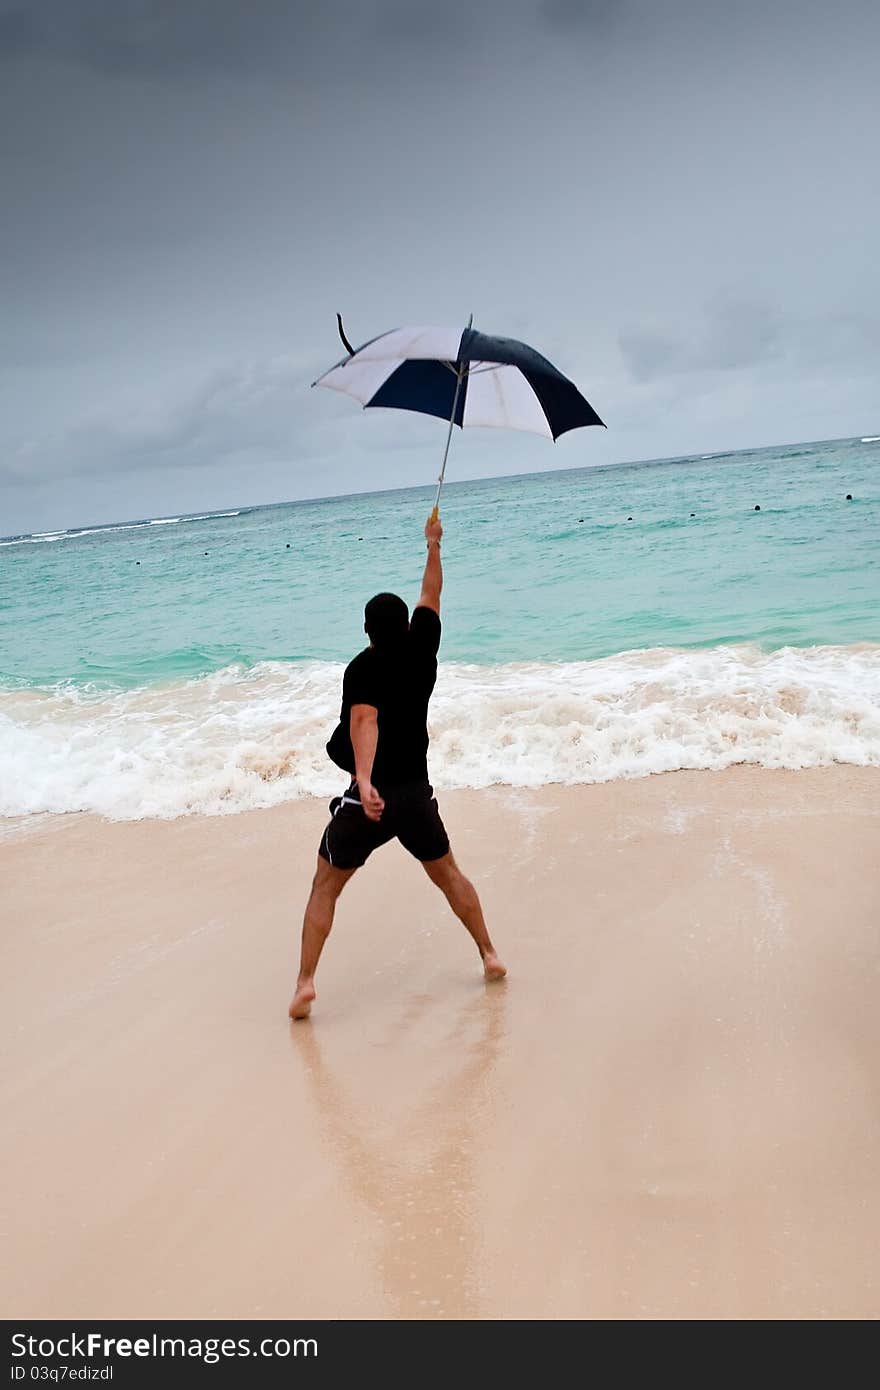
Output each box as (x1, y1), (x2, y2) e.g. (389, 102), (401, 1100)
(2, 0), (879, 533)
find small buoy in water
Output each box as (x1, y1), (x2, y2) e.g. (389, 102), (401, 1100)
(846, 494), (853, 500)
(204, 550), (209, 555)
(136, 560), (140, 565)
(286, 542), (291, 548)
(358, 536), (363, 541)
(754, 505), (761, 511)
(626, 516), (632, 521)
(690, 513), (695, 517)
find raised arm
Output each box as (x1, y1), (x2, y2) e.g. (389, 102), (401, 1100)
(418, 514), (443, 614)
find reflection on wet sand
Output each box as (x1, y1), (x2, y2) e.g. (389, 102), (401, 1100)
(291, 987), (509, 1320)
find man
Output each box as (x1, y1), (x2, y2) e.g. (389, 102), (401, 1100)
(289, 513), (506, 1020)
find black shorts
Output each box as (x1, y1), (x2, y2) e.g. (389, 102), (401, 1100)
(318, 780), (450, 870)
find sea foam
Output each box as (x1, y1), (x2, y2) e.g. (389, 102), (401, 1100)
(1, 644), (878, 821)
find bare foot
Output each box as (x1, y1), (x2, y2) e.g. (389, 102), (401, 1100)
(288, 982), (316, 1020)
(482, 951), (507, 982)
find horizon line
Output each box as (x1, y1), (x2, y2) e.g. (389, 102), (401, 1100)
(1, 431), (868, 542)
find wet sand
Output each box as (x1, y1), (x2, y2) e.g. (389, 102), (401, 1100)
(3, 766), (879, 1320)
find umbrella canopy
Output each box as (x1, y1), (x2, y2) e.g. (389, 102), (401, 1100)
(313, 323), (605, 441)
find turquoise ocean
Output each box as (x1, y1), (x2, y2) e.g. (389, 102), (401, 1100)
(2, 435), (878, 819)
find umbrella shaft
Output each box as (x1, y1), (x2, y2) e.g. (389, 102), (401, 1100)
(431, 313), (473, 519)
(433, 367), (465, 517)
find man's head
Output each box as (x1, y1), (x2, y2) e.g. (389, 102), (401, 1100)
(364, 592), (409, 648)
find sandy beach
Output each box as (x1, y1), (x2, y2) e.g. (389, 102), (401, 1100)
(3, 765), (879, 1320)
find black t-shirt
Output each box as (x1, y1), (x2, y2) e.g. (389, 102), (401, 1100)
(326, 606), (441, 788)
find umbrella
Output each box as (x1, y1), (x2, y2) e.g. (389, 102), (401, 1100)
(313, 314), (605, 518)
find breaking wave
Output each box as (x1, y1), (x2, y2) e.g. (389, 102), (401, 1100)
(1, 644), (878, 821)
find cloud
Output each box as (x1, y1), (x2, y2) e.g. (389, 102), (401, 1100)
(1, 350), (459, 496)
(541, 0), (622, 30)
(794, 311), (880, 369)
(0, 6), (31, 53)
(3, 357), (312, 483)
(620, 294), (880, 386)
(620, 296), (785, 382)
(0, 0), (626, 78)
(0, 1), (329, 77)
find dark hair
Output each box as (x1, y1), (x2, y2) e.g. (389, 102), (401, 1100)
(364, 592), (409, 647)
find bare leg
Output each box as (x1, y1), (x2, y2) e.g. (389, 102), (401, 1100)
(289, 857), (357, 1019)
(422, 851), (507, 980)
